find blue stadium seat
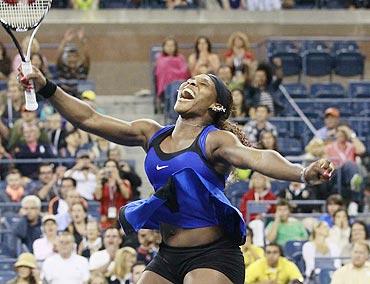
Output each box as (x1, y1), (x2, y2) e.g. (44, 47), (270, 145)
(87, 201), (101, 220)
(164, 80), (182, 123)
(282, 83), (308, 98)
(0, 258), (15, 271)
(284, 240), (306, 274)
(278, 137), (304, 156)
(0, 271), (16, 283)
(303, 51), (332, 78)
(310, 83), (345, 98)
(225, 181), (249, 208)
(334, 51), (365, 78)
(302, 40), (329, 52)
(0, 80), (7, 91)
(48, 63), (58, 80)
(331, 41), (359, 54)
(267, 40), (298, 57)
(99, 0), (129, 8)
(270, 181), (290, 195)
(316, 268), (336, 284)
(270, 52), (302, 78)
(349, 81), (370, 98)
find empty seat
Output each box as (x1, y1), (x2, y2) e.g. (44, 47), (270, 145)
(270, 52), (302, 78)
(302, 40), (329, 52)
(334, 51), (365, 78)
(303, 51), (332, 78)
(349, 81), (370, 98)
(270, 181), (290, 195)
(267, 40), (298, 56)
(284, 240), (306, 273)
(225, 181), (249, 208)
(310, 83), (345, 98)
(282, 83), (308, 98)
(0, 80), (7, 91)
(331, 41), (359, 54)
(278, 137), (304, 156)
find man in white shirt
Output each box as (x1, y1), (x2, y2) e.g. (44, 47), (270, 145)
(42, 231), (90, 284)
(89, 227), (122, 274)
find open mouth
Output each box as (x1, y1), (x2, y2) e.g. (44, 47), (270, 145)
(178, 87), (195, 101)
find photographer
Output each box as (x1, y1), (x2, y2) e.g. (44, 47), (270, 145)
(94, 159), (131, 229)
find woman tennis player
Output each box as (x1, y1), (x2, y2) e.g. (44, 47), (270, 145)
(19, 68), (334, 284)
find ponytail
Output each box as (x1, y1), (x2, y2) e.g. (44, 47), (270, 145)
(216, 119), (253, 148)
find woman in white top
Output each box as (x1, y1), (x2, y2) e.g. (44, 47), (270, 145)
(328, 209), (351, 253)
(302, 221), (340, 278)
(33, 214), (58, 263)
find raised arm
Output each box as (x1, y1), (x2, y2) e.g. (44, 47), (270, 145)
(209, 131), (334, 184)
(20, 66), (161, 149)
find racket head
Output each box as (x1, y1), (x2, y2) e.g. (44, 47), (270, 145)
(0, 0), (52, 32)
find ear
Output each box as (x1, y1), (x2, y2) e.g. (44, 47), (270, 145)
(209, 103), (226, 113)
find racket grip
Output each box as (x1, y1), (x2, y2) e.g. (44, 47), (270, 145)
(21, 61), (38, 111)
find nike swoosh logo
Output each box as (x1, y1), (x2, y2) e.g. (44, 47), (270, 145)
(156, 165), (169, 170)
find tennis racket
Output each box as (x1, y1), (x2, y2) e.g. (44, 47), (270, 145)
(0, 0), (52, 111)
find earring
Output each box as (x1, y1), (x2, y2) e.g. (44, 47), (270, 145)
(210, 105), (226, 113)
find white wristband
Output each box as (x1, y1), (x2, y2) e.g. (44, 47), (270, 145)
(300, 167), (308, 184)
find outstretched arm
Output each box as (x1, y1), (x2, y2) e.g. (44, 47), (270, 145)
(20, 66), (161, 148)
(209, 131), (334, 184)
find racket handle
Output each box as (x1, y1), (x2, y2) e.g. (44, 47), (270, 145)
(22, 61), (38, 111)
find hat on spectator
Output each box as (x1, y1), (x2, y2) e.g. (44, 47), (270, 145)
(76, 149), (90, 159)
(42, 214), (57, 224)
(324, 107), (340, 118)
(81, 90), (96, 101)
(89, 251), (110, 271)
(14, 253), (37, 269)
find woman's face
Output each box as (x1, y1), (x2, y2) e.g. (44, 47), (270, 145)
(197, 38), (209, 53)
(315, 222), (329, 238)
(252, 173), (267, 191)
(174, 74), (217, 119)
(336, 130), (347, 143)
(17, 266), (32, 279)
(234, 36), (244, 48)
(261, 132), (275, 150)
(43, 220), (57, 237)
(163, 39), (176, 56)
(232, 90), (243, 107)
(125, 253), (137, 268)
(86, 222), (99, 240)
(351, 223), (366, 242)
(105, 161), (117, 172)
(71, 204), (86, 223)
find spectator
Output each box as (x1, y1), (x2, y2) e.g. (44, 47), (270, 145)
(188, 36), (220, 76)
(88, 272), (108, 284)
(89, 228), (122, 274)
(240, 172), (276, 221)
(315, 107), (341, 142)
(247, 0), (282, 10)
(241, 227), (264, 269)
(136, 229), (157, 265)
(80, 220), (103, 258)
(265, 199), (308, 246)
(71, 0), (99, 10)
(0, 41), (11, 80)
(65, 149), (98, 200)
(0, 170), (28, 202)
(14, 124), (55, 178)
(217, 64), (234, 86)
(42, 231), (90, 284)
(30, 164), (59, 202)
(12, 36), (46, 72)
(107, 146), (123, 164)
(13, 195), (42, 252)
(108, 247), (137, 284)
(341, 220), (370, 258)
(327, 209), (351, 253)
(55, 189), (84, 231)
(0, 139), (11, 179)
(166, 0), (195, 9)
(6, 252), (41, 284)
(30, 52), (51, 78)
(1, 75), (23, 126)
(224, 31), (256, 78)
(230, 88), (248, 118)
(319, 194), (344, 228)
(59, 128), (81, 168)
(331, 241), (370, 284)
(90, 135), (110, 164)
(48, 176), (77, 215)
(95, 159), (131, 229)
(246, 243), (304, 284)
(243, 104), (278, 145)
(33, 214), (58, 263)
(257, 129), (279, 152)
(154, 37), (190, 114)
(45, 112), (67, 154)
(278, 182), (315, 213)
(57, 28), (90, 97)
(302, 221), (340, 278)
(66, 202), (88, 247)
(244, 60), (284, 116)
(119, 161), (142, 201)
(129, 262), (146, 284)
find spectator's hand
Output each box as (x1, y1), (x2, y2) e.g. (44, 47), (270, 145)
(17, 65), (46, 92)
(77, 27), (86, 41)
(111, 167), (120, 181)
(32, 268), (41, 282)
(304, 159), (335, 185)
(73, 159), (85, 170)
(63, 28), (76, 42)
(56, 166), (67, 179)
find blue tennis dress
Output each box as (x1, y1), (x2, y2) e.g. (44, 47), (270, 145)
(119, 125), (246, 244)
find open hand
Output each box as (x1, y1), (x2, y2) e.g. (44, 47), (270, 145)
(304, 159), (335, 185)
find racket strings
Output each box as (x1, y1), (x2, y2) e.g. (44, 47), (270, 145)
(0, 0), (51, 31)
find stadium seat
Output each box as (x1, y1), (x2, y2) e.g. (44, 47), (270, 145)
(316, 268), (336, 284)
(284, 240), (306, 274)
(99, 0), (129, 8)
(270, 181), (290, 195)
(48, 63), (59, 80)
(0, 271), (16, 283)
(331, 41), (359, 54)
(267, 40), (298, 57)
(0, 80), (7, 91)
(303, 51), (332, 78)
(278, 137), (304, 156)
(282, 83), (308, 98)
(310, 83), (345, 98)
(302, 40), (329, 52)
(225, 181), (249, 208)
(164, 80), (182, 123)
(349, 81), (370, 98)
(270, 52), (302, 78)
(334, 51), (365, 78)
(0, 258), (15, 271)
(87, 201), (101, 220)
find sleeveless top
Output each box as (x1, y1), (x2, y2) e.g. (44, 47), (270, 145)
(119, 125), (246, 244)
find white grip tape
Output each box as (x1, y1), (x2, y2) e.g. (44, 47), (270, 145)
(22, 61), (38, 111)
